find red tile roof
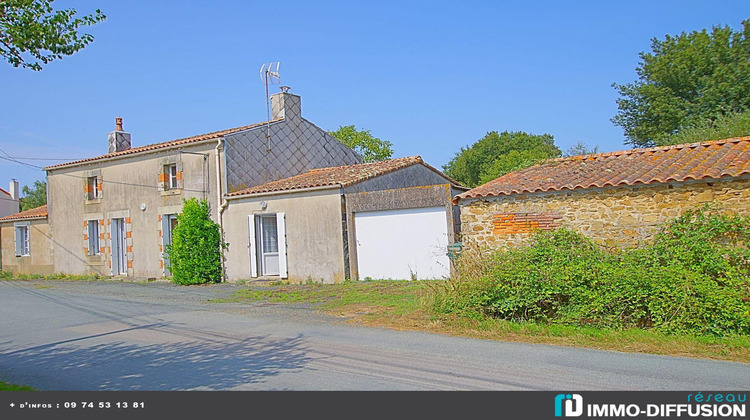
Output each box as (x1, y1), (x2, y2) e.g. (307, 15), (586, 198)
(0, 205), (47, 221)
(456, 136), (750, 202)
(44, 118), (283, 170)
(228, 156), (458, 197)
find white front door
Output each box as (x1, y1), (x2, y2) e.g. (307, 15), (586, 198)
(257, 214), (279, 276)
(354, 207), (450, 280)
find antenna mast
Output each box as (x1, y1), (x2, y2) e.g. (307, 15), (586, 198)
(259, 62), (281, 152)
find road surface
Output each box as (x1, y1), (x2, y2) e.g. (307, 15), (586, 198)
(0, 280), (747, 390)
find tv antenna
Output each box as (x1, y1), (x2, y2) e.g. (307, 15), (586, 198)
(259, 62), (281, 152)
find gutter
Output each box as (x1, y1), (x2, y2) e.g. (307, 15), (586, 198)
(215, 138), (228, 282)
(224, 184), (341, 200)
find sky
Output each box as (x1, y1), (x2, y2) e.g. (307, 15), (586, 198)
(1, 0), (749, 191)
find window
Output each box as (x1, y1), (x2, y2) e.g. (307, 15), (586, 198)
(87, 220), (100, 255)
(86, 176), (100, 200)
(165, 164), (178, 190)
(15, 225), (29, 256)
(248, 213), (287, 278)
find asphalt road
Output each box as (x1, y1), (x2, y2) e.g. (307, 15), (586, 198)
(0, 280), (748, 391)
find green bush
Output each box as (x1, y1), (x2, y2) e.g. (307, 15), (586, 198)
(165, 198), (226, 285)
(433, 206), (750, 337)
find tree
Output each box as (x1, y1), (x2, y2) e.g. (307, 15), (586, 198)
(329, 125), (394, 163)
(442, 131), (561, 187)
(165, 198), (225, 285)
(612, 20), (750, 148)
(666, 108), (750, 145)
(564, 141), (600, 157)
(20, 179), (46, 211)
(0, 0), (105, 71)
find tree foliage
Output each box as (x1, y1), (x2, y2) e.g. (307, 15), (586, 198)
(20, 179), (46, 211)
(442, 131), (561, 187)
(563, 141), (600, 157)
(0, 0), (105, 71)
(329, 125), (394, 163)
(666, 108), (750, 145)
(165, 198), (225, 285)
(612, 20), (750, 148)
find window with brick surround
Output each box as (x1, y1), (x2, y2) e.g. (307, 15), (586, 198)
(166, 164), (178, 189)
(86, 176), (101, 200)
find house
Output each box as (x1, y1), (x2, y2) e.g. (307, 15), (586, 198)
(0, 180), (20, 218)
(2, 87), (464, 282)
(223, 156), (466, 282)
(455, 137), (750, 250)
(0, 205), (53, 275)
(38, 88), (361, 278)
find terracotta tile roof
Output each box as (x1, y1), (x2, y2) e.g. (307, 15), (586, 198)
(456, 136), (750, 202)
(44, 118), (283, 170)
(0, 205), (47, 221)
(228, 156), (458, 197)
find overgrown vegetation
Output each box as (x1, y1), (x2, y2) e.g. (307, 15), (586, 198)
(433, 206), (750, 337)
(165, 198), (225, 285)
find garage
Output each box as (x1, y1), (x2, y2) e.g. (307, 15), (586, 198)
(354, 206), (450, 280)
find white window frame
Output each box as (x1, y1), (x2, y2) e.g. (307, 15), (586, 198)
(14, 223), (30, 256)
(87, 176), (100, 200)
(88, 220), (100, 255)
(166, 164), (178, 190)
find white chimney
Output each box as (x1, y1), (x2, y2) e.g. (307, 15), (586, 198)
(270, 86), (301, 121)
(108, 116), (132, 154)
(9, 179), (19, 201)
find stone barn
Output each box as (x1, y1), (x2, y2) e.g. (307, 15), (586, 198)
(454, 137), (750, 250)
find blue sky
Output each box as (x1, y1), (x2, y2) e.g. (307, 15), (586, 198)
(0, 0), (748, 191)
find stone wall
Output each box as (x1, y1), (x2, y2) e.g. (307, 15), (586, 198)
(460, 177), (750, 250)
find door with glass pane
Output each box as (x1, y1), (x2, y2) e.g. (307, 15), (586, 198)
(256, 215), (279, 276)
(111, 218), (127, 275)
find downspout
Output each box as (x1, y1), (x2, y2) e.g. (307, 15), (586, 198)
(215, 138), (229, 282)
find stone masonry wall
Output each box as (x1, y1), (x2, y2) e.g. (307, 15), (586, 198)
(460, 177), (750, 250)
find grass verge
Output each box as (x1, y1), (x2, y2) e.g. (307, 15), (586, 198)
(0, 380), (35, 391)
(222, 280), (750, 364)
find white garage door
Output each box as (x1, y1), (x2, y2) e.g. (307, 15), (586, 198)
(354, 207), (450, 280)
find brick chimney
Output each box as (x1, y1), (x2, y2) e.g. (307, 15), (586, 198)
(108, 116), (131, 153)
(270, 86), (301, 122)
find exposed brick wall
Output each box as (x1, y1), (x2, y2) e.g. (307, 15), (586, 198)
(492, 213), (562, 234)
(460, 177), (750, 250)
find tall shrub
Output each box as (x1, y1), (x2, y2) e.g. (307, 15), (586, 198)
(165, 198), (225, 285)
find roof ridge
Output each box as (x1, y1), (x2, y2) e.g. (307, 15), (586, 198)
(44, 117), (284, 170)
(549, 136), (750, 163)
(306, 155), (423, 173)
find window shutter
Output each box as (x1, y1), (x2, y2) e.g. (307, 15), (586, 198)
(276, 212), (287, 279)
(14, 227), (22, 256)
(248, 215), (258, 278)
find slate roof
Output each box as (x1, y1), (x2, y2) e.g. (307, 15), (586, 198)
(455, 136), (750, 202)
(0, 205), (48, 221)
(228, 156), (459, 197)
(44, 118), (283, 170)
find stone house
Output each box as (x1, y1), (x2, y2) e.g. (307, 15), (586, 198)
(1, 88), (463, 282)
(31, 89), (361, 278)
(0, 205), (53, 275)
(223, 156), (465, 282)
(455, 137), (750, 250)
